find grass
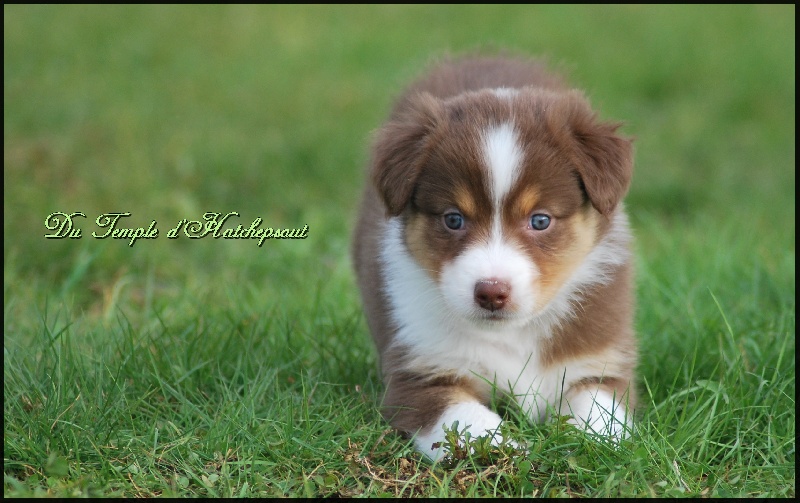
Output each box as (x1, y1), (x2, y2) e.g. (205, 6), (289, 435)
(4, 4), (795, 498)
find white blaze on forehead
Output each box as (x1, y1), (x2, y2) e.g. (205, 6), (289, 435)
(440, 123), (537, 323)
(490, 87), (519, 100)
(482, 122), (523, 208)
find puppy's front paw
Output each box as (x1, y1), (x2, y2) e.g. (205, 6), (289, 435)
(414, 401), (519, 461)
(563, 389), (631, 441)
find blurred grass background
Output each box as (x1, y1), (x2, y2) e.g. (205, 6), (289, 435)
(4, 4), (795, 497)
(4, 5), (794, 312)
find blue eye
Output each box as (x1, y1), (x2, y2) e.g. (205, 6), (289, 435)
(444, 212), (465, 230)
(529, 214), (551, 231)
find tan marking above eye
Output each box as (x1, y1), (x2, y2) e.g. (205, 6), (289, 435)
(453, 185), (478, 218)
(510, 187), (541, 218)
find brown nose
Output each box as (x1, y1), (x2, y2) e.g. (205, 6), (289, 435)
(474, 279), (511, 312)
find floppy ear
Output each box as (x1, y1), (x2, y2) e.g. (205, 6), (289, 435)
(371, 92), (443, 216)
(564, 96), (633, 215)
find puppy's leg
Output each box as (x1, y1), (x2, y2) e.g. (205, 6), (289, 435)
(415, 401), (504, 461)
(560, 382), (632, 440)
(382, 374), (504, 461)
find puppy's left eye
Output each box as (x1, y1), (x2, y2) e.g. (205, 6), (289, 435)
(443, 212), (465, 230)
(529, 214), (551, 231)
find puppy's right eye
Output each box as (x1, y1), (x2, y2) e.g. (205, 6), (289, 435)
(443, 212), (465, 230)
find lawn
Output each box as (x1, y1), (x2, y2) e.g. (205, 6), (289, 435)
(4, 5), (795, 497)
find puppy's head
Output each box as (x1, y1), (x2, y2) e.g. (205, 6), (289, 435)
(371, 88), (632, 326)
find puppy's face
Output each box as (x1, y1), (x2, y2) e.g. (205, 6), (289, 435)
(373, 89), (632, 327)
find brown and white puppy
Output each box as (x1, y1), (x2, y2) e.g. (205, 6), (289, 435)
(352, 55), (637, 461)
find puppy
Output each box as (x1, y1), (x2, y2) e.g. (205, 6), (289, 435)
(352, 55), (637, 461)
